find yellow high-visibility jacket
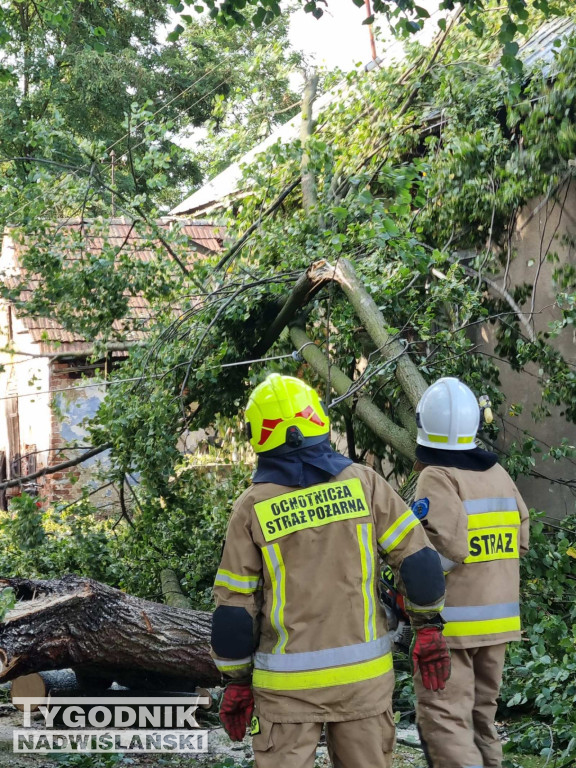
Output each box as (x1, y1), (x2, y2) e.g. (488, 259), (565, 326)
(414, 462), (530, 649)
(211, 463), (445, 723)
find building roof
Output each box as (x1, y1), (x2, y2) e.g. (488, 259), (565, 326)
(169, 80), (351, 219)
(170, 16), (576, 220)
(168, 12), (436, 220)
(1, 218), (223, 357)
(521, 15), (575, 75)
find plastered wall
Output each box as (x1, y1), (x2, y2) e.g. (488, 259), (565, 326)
(475, 179), (576, 519)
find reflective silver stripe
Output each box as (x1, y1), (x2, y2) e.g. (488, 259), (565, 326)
(213, 656), (253, 670)
(442, 602), (519, 622)
(214, 571), (261, 592)
(254, 635), (391, 672)
(360, 524), (376, 641)
(463, 497), (518, 514)
(378, 511), (419, 552)
(439, 553), (459, 572)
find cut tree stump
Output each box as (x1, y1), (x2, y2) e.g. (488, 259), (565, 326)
(0, 575), (219, 688)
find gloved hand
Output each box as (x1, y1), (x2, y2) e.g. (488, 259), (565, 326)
(411, 625), (451, 691)
(219, 682), (254, 741)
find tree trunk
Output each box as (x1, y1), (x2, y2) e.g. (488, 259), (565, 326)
(10, 670), (214, 712)
(300, 71), (320, 214)
(307, 259), (428, 408)
(290, 326), (415, 461)
(0, 575), (219, 688)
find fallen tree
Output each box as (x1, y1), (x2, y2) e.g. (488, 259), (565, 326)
(0, 575), (219, 688)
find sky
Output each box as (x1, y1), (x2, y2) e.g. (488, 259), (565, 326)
(288, 0), (443, 72)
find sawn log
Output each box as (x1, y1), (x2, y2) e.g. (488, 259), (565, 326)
(0, 575), (219, 688)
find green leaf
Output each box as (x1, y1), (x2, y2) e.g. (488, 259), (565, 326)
(166, 23), (185, 42)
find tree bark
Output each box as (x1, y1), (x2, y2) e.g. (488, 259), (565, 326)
(0, 575), (218, 688)
(289, 326), (415, 461)
(161, 568), (193, 610)
(300, 72), (320, 214)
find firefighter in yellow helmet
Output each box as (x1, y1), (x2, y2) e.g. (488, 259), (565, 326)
(210, 373), (450, 768)
(411, 377), (530, 768)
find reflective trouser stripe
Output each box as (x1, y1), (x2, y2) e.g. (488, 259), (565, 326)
(213, 656), (253, 672)
(378, 510), (419, 553)
(463, 497), (518, 514)
(254, 635), (391, 672)
(443, 617), (521, 637)
(214, 569), (261, 593)
(252, 653), (393, 691)
(262, 544), (288, 653)
(357, 523), (377, 641)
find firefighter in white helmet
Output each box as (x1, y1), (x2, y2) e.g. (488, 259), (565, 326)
(412, 377), (530, 768)
(210, 373), (450, 768)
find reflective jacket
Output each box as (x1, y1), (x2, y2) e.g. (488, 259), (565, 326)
(211, 463), (445, 723)
(413, 462), (530, 649)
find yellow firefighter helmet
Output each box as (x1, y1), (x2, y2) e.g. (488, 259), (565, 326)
(245, 373), (330, 454)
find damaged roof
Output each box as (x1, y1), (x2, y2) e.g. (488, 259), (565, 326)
(1, 218), (223, 356)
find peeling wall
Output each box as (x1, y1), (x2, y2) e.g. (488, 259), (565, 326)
(45, 363), (114, 509)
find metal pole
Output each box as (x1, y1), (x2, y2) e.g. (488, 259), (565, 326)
(110, 149), (116, 216)
(365, 0), (377, 61)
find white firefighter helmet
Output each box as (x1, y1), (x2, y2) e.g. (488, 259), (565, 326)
(416, 377), (480, 450)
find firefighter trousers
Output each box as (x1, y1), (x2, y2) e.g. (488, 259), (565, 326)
(415, 643), (507, 768)
(251, 709), (395, 768)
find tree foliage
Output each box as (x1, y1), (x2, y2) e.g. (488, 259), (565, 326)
(501, 512), (576, 759)
(0, 0), (311, 216)
(5, 5), (576, 492)
(0, 0), (233, 210)
(183, 14), (307, 179)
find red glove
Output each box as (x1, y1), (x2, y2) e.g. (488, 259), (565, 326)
(411, 626), (451, 691)
(219, 682), (254, 741)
